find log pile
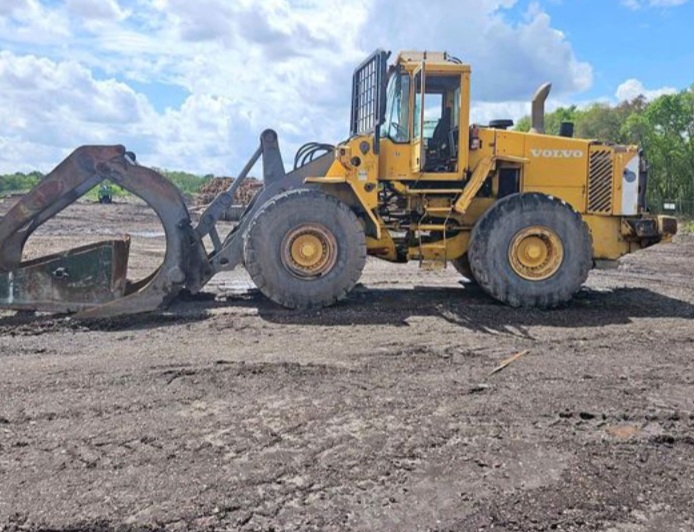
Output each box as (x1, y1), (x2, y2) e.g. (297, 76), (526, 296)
(197, 177), (263, 206)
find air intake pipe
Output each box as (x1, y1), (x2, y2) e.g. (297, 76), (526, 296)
(530, 82), (552, 134)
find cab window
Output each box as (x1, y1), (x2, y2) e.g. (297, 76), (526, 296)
(414, 74), (461, 172)
(382, 71), (411, 143)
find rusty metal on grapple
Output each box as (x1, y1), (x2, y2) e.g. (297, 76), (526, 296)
(0, 131), (333, 318)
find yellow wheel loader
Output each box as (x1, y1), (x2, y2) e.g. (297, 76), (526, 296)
(0, 50), (677, 318)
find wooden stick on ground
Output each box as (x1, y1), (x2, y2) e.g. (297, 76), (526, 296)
(487, 350), (530, 377)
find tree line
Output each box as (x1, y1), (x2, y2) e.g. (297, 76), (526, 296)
(516, 86), (694, 215)
(0, 169), (209, 197)
(0, 171), (44, 194)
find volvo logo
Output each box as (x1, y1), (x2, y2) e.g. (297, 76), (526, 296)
(530, 149), (584, 158)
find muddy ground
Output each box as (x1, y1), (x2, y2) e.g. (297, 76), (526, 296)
(1, 199), (693, 532)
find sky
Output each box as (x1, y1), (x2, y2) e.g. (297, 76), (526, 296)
(0, 0), (692, 175)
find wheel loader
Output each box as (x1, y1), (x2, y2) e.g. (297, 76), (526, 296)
(0, 50), (677, 318)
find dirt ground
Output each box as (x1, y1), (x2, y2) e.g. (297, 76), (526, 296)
(1, 199), (693, 532)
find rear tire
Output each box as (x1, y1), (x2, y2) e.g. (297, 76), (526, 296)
(468, 193), (592, 308)
(243, 188), (366, 309)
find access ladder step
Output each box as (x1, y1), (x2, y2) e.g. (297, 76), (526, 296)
(420, 260), (447, 271)
(416, 243), (448, 261)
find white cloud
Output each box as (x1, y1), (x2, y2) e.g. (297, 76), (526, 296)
(66, 0), (128, 21)
(0, 0), (30, 16)
(0, 0), (594, 175)
(622, 0), (689, 9)
(0, 51), (158, 169)
(360, 0), (592, 102)
(0, 50), (289, 174)
(615, 78), (678, 101)
(0, 0), (70, 46)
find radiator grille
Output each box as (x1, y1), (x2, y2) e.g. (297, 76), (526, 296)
(587, 149), (614, 213)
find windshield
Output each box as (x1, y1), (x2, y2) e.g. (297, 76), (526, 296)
(381, 71), (411, 143)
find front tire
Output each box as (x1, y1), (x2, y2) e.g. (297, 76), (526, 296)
(451, 253), (476, 283)
(243, 188), (366, 309)
(468, 193), (592, 308)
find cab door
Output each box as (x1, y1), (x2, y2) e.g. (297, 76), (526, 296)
(411, 62), (426, 173)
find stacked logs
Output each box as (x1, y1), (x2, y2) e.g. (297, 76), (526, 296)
(197, 177), (263, 206)
(196, 177), (263, 221)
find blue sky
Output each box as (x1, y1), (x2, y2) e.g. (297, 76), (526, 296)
(0, 0), (692, 174)
(538, 0), (694, 97)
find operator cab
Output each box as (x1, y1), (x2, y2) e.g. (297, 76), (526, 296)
(381, 54), (464, 174)
(350, 50), (478, 180)
(368, 51), (472, 181)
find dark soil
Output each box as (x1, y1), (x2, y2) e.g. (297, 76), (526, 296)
(1, 200), (693, 531)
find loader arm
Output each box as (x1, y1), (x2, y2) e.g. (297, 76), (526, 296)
(198, 130), (334, 282)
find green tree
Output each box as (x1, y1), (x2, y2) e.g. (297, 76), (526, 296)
(574, 97), (647, 144)
(628, 89), (694, 211)
(0, 172), (43, 193)
(515, 115), (531, 132)
(154, 169), (206, 195)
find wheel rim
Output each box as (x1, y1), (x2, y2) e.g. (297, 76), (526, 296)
(508, 225), (564, 281)
(281, 223), (337, 279)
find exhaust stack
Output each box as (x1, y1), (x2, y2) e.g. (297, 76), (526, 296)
(530, 82), (552, 134)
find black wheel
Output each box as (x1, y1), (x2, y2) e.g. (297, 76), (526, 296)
(468, 193), (592, 308)
(243, 188), (366, 309)
(451, 253), (476, 283)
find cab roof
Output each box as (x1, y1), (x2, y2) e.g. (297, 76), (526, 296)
(394, 51), (471, 73)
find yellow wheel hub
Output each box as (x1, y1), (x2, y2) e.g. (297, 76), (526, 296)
(509, 226), (564, 281)
(281, 224), (337, 278)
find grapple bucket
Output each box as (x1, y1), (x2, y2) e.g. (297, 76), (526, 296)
(0, 238), (130, 313)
